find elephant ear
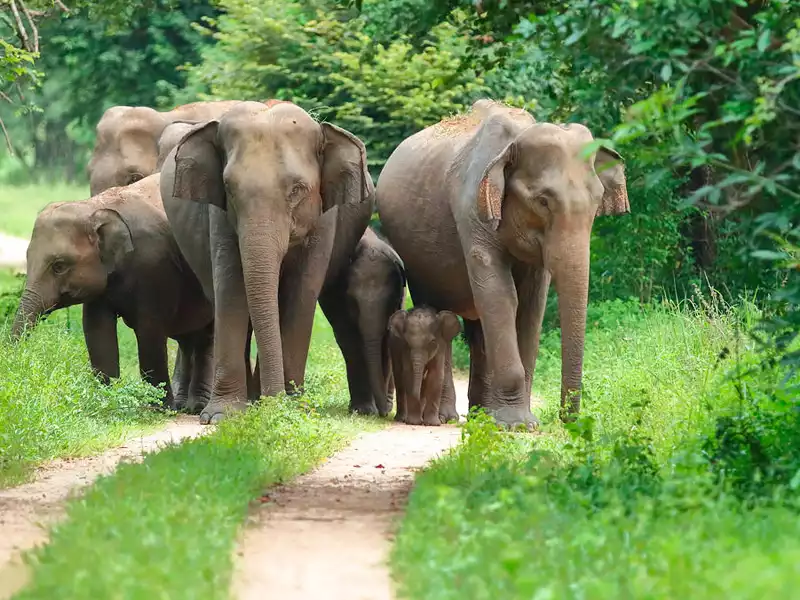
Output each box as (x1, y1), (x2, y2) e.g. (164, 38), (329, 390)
(437, 311), (461, 342)
(477, 142), (516, 231)
(90, 208), (134, 274)
(595, 147), (630, 216)
(171, 120), (226, 209)
(320, 123), (373, 212)
(388, 310), (408, 339)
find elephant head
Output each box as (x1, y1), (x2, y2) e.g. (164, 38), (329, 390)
(388, 307), (461, 409)
(88, 106), (169, 195)
(168, 101), (371, 396)
(12, 201), (133, 338)
(156, 122), (196, 171)
(476, 121), (629, 414)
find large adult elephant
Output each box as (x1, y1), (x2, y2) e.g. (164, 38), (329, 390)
(160, 101), (373, 424)
(12, 175), (214, 412)
(376, 100), (630, 428)
(88, 100), (242, 195)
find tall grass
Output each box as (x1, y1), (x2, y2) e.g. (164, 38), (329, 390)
(392, 295), (800, 599)
(0, 183), (88, 239)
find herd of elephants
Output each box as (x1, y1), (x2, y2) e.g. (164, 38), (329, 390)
(10, 98), (629, 429)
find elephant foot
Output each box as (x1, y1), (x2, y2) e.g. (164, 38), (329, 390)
(422, 416), (441, 427)
(350, 403), (379, 416)
(184, 395), (209, 415)
(438, 404), (460, 424)
(394, 411), (407, 422)
(404, 415), (423, 426)
(487, 404), (539, 432)
(199, 399), (249, 425)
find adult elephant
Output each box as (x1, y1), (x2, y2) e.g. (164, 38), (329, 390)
(160, 101), (373, 424)
(376, 100), (630, 428)
(88, 100), (242, 195)
(12, 175), (214, 413)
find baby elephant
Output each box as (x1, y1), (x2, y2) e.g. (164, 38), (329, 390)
(389, 307), (461, 425)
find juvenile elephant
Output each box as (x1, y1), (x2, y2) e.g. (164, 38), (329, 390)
(345, 227), (406, 417)
(377, 99), (630, 428)
(388, 307), (461, 426)
(88, 100), (243, 195)
(12, 174), (214, 412)
(160, 101), (373, 424)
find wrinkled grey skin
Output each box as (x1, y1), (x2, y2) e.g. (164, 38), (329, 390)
(388, 307), (461, 426)
(345, 228), (406, 417)
(88, 100), (243, 196)
(377, 99), (630, 428)
(160, 101), (373, 424)
(12, 175), (214, 412)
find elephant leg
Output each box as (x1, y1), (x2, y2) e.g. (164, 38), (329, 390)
(422, 357), (444, 427)
(279, 210), (337, 396)
(389, 339), (406, 422)
(514, 265), (551, 403)
(82, 300), (120, 384)
(464, 243), (537, 428)
(463, 319), (489, 415)
(171, 342), (193, 411)
(320, 282), (376, 415)
(438, 345), (459, 423)
(203, 210), (251, 424)
(187, 323), (214, 414)
(135, 326), (172, 408)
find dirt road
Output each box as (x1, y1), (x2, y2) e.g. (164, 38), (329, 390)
(0, 416), (206, 599)
(232, 380), (472, 600)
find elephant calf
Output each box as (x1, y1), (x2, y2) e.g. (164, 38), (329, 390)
(344, 228), (406, 417)
(12, 174), (214, 413)
(388, 307), (461, 425)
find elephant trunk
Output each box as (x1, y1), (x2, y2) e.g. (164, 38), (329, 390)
(364, 334), (389, 416)
(239, 221), (289, 398)
(409, 352), (427, 410)
(12, 288), (49, 340)
(552, 233), (591, 419)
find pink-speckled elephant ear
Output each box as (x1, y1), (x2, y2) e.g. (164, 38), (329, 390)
(595, 147), (630, 216)
(320, 122), (373, 213)
(171, 120), (226, 209)
(476, 142), (516, 231)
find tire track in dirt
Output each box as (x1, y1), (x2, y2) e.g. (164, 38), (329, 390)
(0, 415), (206, 599)
(231, 380), (471, 600)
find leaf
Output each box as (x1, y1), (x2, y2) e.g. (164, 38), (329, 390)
(757, 29), (771, 52)
(660, 62), (672, 82)
(751, 250), (788, 261)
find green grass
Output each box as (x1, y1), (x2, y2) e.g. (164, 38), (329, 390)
(392, 295), (800, 599)
(0, 183), (88, 239)
(13, 321), (378, 599)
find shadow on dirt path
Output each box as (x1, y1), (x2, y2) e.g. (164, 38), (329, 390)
(232, 378), (473, 600)
(0, 415), (206, 599)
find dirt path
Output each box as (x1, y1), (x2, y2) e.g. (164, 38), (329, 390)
(0, 233), (28, 272)
(0, 416), (206, 599)
(231, 380), (472, 600)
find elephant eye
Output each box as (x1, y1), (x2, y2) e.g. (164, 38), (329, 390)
(51, 260), (69, 276)
(288, 182), (309, 204)
(539, 197), (549, 208)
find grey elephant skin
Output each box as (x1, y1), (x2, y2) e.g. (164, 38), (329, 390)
(12, 174), (215, 413)
(88, 100), (243, 196)
(345, 227), (406, 417)
(160, 100), (374, 424)
(388, 307), (461, 426)
(376, 99), (630, 428)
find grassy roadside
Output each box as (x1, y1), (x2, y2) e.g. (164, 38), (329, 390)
(392, 296), (800, 598)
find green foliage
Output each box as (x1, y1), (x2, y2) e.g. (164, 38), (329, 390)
(0, 182), (87, 237)
(0, 300), (165, 486)
(180, 0), (485, 172)
(394, 299), (800, 598)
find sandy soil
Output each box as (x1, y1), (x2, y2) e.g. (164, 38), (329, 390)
(0, 233), (28, 272)
(231, 380), (472, 600)
(0, 416), (206, 599)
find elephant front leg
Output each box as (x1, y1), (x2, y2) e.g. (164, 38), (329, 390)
(203, 212), (252, 424)
(422, 357), (445, 426)
(389, 340), (406, 422)
(463, 319), (489, 414)
(465, 243), (537, 430)
(83, 300), (120, 385)
(171, 342), (193, 411)
(514, 266), (551, 404)
(135, 326), (172, 409)
(320, 282), (377, 415)
(187, 323), (214, 414)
